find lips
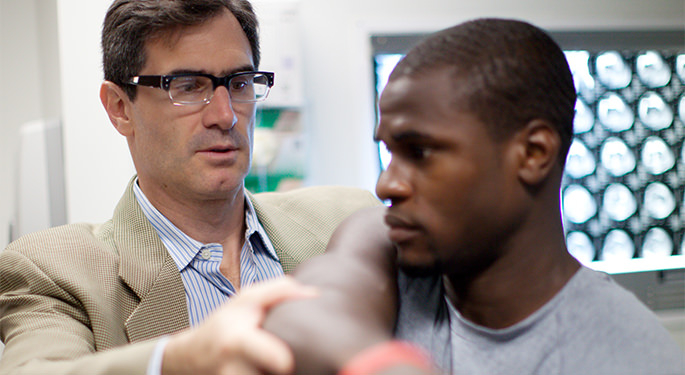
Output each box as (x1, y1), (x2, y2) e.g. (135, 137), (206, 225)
(384, 213), (421, 244)
(195, 144), (241, 165)
(199, 144), (238, 153)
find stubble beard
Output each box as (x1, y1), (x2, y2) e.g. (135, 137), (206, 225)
(396, 251), (442, 278)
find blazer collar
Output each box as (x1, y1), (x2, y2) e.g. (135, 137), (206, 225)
(113, 177), (189, 341)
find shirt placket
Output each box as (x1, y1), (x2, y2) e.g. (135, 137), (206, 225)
(194, 243), (237, 296)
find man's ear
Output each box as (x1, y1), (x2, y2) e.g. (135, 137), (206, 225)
(515, 119), (562, 186)
(100, 81), (134, 137)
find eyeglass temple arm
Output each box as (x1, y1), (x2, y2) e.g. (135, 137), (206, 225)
(128, 76), (167, 89)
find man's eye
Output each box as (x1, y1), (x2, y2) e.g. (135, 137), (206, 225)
(173, 77), (205, 92)
(230, 79), (249, 91)
(407, 145), (430, 160)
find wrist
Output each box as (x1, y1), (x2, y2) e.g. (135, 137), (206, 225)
(147, 336), (170, 375)
(161, 330), (195, 375)
(337, 340), (434, 375)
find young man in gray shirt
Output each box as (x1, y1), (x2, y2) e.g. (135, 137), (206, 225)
(265, 18), (685, 375)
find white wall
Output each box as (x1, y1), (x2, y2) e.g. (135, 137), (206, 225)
(1, 0), (683, 236)
(0, 0), (7, 249)
(57, 0), (135, 225)
(0, 0), (61, 247)
(0, 4), (3, 357)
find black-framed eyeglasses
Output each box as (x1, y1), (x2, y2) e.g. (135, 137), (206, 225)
(127, 71), (275, 106)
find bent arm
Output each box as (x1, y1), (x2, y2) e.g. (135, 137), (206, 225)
(0, 239), (312, 375)
(0, 248), (159, 375)
(263, 206), (400, 374)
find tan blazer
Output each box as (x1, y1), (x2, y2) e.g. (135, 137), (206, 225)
(0, 179), (379, 374)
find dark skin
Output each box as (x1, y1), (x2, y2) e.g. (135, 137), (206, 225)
(263, 206), (436, 375)
(375, 69), (579, 330)
(262, 206), (399, 375)
(264, 67), (579, 374)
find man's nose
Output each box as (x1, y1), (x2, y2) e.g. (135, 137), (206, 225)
(203, 85), (238, 130)
(375, 163), (411, 204)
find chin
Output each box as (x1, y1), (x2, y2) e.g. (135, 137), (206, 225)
(203, 171), (246, 190)
(396, 251), (441, 278)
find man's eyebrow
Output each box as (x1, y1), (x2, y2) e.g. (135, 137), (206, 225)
(167, 64), (255, 76)
(374, 130), (434, 144)
(167, 68), (204, 75)
(220, 64), (256, 76)
(391, 130), (435, 143)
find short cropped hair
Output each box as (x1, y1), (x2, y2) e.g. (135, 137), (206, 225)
(102, 0), (259, 100)
(391, 18), (576, 163)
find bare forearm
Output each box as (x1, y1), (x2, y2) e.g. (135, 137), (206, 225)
(263, 206), (399, 374)
(290, 206), (397, 326)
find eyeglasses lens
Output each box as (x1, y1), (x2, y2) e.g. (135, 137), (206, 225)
(168, 73), (269, 105)
(169, 76), (212, 105)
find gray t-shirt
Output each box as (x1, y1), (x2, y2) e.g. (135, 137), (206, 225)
(395, 267), (685, 374)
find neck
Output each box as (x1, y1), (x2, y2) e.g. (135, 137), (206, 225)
(141, 181), (247, 246)
(444, 209), (580, 329)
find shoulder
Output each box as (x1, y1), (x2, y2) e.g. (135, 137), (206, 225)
(559, 267), (668, 332)
(252, 185), (380, 209)
(249, 187), (381, 270)
(561, 267), (661, 321)
(250, 186), (381, 224)
(2, 221), (116, 272)
(554, 267), (684, 372)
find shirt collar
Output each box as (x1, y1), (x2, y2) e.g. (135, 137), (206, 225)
(132, 179), (278, 270)
(243, 192), (280, 261)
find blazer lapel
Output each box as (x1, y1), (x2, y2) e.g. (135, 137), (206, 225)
(248, 191), (328, 274)
(113, 178), (190, 342)
(249, 186), (381, 274)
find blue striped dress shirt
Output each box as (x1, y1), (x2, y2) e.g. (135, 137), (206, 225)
(133, 181), (284, 326)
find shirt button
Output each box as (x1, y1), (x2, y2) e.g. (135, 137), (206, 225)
(200, 248), (212, 260)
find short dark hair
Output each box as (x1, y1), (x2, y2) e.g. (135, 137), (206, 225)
(391, 18), (576, 163)
(102, 0), (260, 100)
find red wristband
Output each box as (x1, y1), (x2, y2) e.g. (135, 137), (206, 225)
(337, 340), (434, 375)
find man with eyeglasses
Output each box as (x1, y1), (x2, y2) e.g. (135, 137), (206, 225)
(0, 1), (378, 374)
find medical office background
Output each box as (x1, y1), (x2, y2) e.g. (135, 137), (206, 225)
(0, 0), (684, 349)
